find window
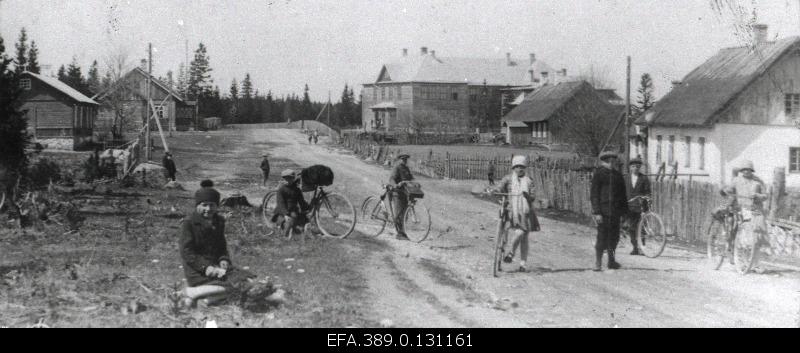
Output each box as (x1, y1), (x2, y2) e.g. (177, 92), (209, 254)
(470, 94), (477, 102)
(19, 78), (31, 90)
(452, 92), (459, 101)
(154, 105), (165, 120)
(381, 87), (386, 100)
(656, 135), (663, 164)
(532, 122), (548, 139)
(372, 87), (377, 101)
(685, 136), (692, 168)
(786, 94), (800, 116)
(668, 136), (675, 165)
(699, 137), (706, 170)
(791, 148), (800, 172)
(397, 86), (402, 100)
(388, 86), (394, 99)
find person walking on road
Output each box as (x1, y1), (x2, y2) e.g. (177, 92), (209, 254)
(487, 160), (496, 186)
(163, 152), (177, 182)
(590, 152), (628, 271)
(626, 157), (651, 256)
(491, 155), (540, 273)
(313, 130), (319, 144)
(728, 160), (769, 251)
(388, 154), (414, 240)
(260, 154), (271, 187)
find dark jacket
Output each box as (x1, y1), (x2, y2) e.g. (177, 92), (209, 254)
(389, 164), (414, 185)
(591, 166), (628, 217)
(275, 182), (309, 216)
(260, 158), (270, 171)
(179, 213), (231, 286)
(626, 172), (651, 213)
(163, 156), (177, 174)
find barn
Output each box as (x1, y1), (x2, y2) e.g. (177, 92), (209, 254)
(17, 71), (99, 150)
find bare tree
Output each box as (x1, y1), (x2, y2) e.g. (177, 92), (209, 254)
(575, 65), (616, 90)
(100, 48), (138, 140)
(551, 88), (623, 156)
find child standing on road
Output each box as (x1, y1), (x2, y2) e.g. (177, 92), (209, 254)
(491, 155), (540, 272)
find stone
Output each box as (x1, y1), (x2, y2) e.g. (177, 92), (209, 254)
(379, 319), (394, 328)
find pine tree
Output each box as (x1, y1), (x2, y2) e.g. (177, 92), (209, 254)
(14, 28), (28, 75)
(57, 65), (67, 82)
(0, 33), (31, 184)
(65, 57), (87, 94)
(27, 41), (40, 74)
(176, 63), (188, 99)
(87, 60), (100, 96)
(241, 73), (253, 100)
(165, 70), (175, 90)
(301, 84), (313, 121)
(229, 78), (239, 100)
(188, 43), (213, 100)
(229, 78), (239, 123)
(636, 73), (655, 113)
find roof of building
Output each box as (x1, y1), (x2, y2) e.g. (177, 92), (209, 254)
(641, 36), (800, 127)
(375, 54), (555, 86)
(369, 102), (397, 110)
(595, 89), (624, 104)
(22, 71), (98, 105)
(502, 81), (601, 123)
(93, 67), (185, 103)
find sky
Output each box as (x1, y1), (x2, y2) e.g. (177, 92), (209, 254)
(2, 0), (800, 101)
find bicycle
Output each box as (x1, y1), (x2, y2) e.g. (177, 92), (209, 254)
(706, 197), (764, 275)
(261, 185), (357, 239)
(360, 184), (431, 243)
(629, 196), (667, 258)
(487, 192), (513, 277)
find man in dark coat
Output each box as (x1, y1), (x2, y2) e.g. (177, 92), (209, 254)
(626, 157), (651, 255)
(179, 180), (256, 305)
(260, 154), (271, 186)
(163, 152), (177, 181)
(388, 154), (414, 240)
(590, 152), (629, 271)
(274, 169), (310, 239)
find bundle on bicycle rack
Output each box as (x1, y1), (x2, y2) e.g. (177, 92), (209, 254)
(403, 182), (424, 199)
(300, 165), (334, 192)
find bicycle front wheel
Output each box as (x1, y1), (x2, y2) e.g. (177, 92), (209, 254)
(706, 217), (728, 270)
(733, 225), (760, 275)
(493, 216), (508, 277)
(316, 192), (357, 239)
(360, 196), (387, 237)
(261, 191), (278, 236)
(637, 212), (667, 258)
(403, 204), (431, 243)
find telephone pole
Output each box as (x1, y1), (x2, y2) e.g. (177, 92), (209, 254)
(624, 56), (632, 171)
(145, 43), (153, 161)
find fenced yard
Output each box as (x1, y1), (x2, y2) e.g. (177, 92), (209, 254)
(340, 137), (800, 259)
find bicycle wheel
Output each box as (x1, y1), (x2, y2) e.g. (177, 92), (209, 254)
(706, 217), (729, 270)
(316, 192), (357, 239)
(637, 212), (667, 258)
(733, 224), (760, 275)
(360, 196), (387, 237)
(0, 191), (5, 212)
(403, 204), (431, 243)
(493, 216), (508, 277)
(261, 191), (278, 236)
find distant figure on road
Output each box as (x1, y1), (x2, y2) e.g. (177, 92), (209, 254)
(274, 169), (310, 240)
(308, 132), (313, 144)
(313, 130), (319, 144)
(487, 160), (496, 186)
(260, 154), (271, 187)
(491, 155), (540, 273)
(590, 152), (628, 272)
(388, 154), (414, 240)
(163, 152), (177, 182)
(626, 157), (651, 256)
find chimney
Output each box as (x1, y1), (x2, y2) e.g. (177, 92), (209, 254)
(529, 53), (536, 65)
(506, 52), (512, 66)
(561, 68), (567, 77)
(140, 59), (148, 71)
(529, 69), (535, 83)
(753, 24), (768, 45)
(541, 72), (549, 85)
(402, 48), (408, 57)
(421, 47), (428, 55)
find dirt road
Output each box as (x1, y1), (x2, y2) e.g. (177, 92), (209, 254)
(221, 127), (800, 327)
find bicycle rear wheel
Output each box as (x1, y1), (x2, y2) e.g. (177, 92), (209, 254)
(733, 225), (760, 275)
(360, 196), (387, 237)
(706, 217), (728, 270)
(493, 216), (508, 277)
(403, 204), (431, 243)
(316, 192), (357, 239)
(637, 212), (667, 258)
(261, 191), (278, 236)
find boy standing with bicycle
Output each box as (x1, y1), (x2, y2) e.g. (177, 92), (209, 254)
(491, 155), (541, 273)
(275, 169), (311, 240)
(626, 157), (651, 256)
(729, 160), (769, 246)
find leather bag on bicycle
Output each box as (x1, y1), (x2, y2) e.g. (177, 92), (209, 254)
(300, 165), (334, 192)
(403, 182), (424, 200)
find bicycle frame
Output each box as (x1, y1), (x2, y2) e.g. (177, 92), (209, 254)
(370, 186), (418, 225)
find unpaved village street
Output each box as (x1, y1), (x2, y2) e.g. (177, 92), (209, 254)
(193, 126), (799, 328)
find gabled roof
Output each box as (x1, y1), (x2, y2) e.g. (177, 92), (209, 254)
(22, 71), (98, 105)
(375, 54), (554, 86)
(643, 36), (800, 127)
(93, 67), (184, 103)
(503, 81), (597, 123)
(595, 89), (624, 104)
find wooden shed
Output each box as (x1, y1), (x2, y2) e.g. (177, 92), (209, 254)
(17, 71), (99, 150)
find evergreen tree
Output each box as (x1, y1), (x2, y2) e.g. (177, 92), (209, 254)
(188, 43), (213, 100)
(229, 78), (239, 100)
(87, 60), (100, 95)
(57, 65), (67, 82)
(228, 78), (239, 123)
(65, 57), (87, 94)
(636, 73), (655, 113)
(165, 70), (175, 90)
(0, 33), (31, 186)
(27, 41), (40, 74)
(241, 73), (253, 100)
(14, 28), (28, 75)
(301, 84), (313, 121)
(176, 63), (188, 99)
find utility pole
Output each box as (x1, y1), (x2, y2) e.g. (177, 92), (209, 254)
(624, 56), (632, 171)
(327, 91), (331, 128)
(145, 43), (152, 161)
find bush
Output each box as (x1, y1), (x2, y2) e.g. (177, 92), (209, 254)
(28, 158), (61, 188)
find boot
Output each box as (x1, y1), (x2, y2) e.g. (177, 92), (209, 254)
(593, 249), (603, 272)
(608, 248), (622, 270)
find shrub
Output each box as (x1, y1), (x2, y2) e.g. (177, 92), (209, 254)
(28, 158), (61, 188)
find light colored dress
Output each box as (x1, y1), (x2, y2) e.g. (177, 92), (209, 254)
(495, 174), (540, 232)
(730, 175), (768, 237)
